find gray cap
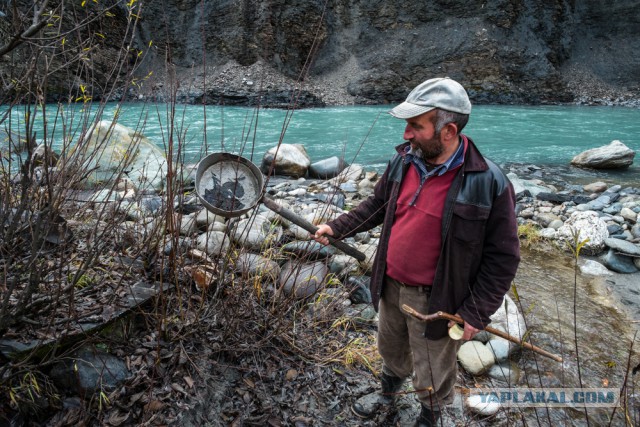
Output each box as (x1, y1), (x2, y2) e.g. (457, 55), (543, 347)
(389, 77), (472, 119)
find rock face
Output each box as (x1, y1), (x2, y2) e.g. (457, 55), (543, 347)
(3, 1), (640, 106)
(571, 140), (636, 169)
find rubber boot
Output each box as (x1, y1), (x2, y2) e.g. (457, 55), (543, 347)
(351, 372), (405, 419)
(413, 404), (441, 427)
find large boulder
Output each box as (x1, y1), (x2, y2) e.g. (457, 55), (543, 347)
(570, 140), (636, 169)
(68, 120), (167, 191)
(260, 144), (311, 178)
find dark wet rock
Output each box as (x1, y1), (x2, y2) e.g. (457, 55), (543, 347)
(308, 156), (349, 179)
(50, 348), (129, 396)
(603, 203), (623, 215)
(602, 191), (621, 203)
(536, 192), (572, 203)
(345, 276), (372, 304)
(608, 224), (624, 236)
(281, 240), (336, 260)
(601, 249), (639, 274)
(604, 238), (640, 256)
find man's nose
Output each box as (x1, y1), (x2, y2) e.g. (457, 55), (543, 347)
(403, 125), (414, 140)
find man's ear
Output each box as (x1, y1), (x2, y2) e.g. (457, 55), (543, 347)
(442, 122), (459, 141)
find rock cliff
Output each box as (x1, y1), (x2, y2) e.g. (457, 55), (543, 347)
(2, 0), (639, 107)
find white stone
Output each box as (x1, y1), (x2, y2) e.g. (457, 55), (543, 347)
(556, 211), (609, 254)
(457, 341), (495, 375)
(328, 163), (364, 185)
(487, 337), (511, 362)
(579, 259), (613, 276)
(466, 395), (501, 416)
(620, 208), (638, 223)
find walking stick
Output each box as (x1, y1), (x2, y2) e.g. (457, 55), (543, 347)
(401, 304), (563, 363)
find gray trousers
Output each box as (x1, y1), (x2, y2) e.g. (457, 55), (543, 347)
(378, 276), (461, 410)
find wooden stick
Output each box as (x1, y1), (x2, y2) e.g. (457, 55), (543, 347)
(401, 304), (563, 363)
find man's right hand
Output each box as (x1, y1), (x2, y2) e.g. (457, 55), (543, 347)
(312, 224), (335, 246)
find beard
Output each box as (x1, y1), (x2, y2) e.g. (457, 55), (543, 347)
(412, 136), (444, 162)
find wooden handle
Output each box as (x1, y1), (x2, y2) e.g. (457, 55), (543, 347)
(402, 304), (563, 363)
(261, 195), (366, 262)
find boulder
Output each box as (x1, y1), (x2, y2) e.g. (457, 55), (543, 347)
(279, 261), (329, 299)
(261, 144), (311, 178)
(570, 140), (636, 169)
(231, 215), (283, 250)
(50, 348), (128, 396)
(308, 156), (348, 179)
(196, 230), (230, 256)
(556, 211), (609, 255)
(234, 253), (281, 281)
(601, 249), (639, 274)
(68, 120), (167, 191)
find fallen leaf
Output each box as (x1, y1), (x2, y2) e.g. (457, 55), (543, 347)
(184, 376), (194, 389)
(285, 369), (298, 381)
(171, 383), (186, 394)
(144, 400), (164, 412)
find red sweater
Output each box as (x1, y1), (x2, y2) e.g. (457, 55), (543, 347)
(386, 163), (459, 286)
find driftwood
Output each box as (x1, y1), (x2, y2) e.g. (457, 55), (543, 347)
(402, 304), (563, 363)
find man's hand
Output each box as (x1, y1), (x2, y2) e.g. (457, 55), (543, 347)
(312, 224), (334, 246)
(447, 319), (481, 341)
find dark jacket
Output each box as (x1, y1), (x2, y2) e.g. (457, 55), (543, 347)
(327, 137), (521, 339)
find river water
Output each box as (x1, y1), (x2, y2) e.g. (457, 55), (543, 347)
(2, 103), (640, 186)
(510, 247), (639, 425)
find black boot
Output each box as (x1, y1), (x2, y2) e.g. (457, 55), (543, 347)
(351, 372), (405, 418)
(414, 404), (441, 427)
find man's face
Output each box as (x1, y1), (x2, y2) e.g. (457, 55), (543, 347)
(403, 110), (443, 162)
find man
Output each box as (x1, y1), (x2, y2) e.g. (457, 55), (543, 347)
(313, 77), (520, 426)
